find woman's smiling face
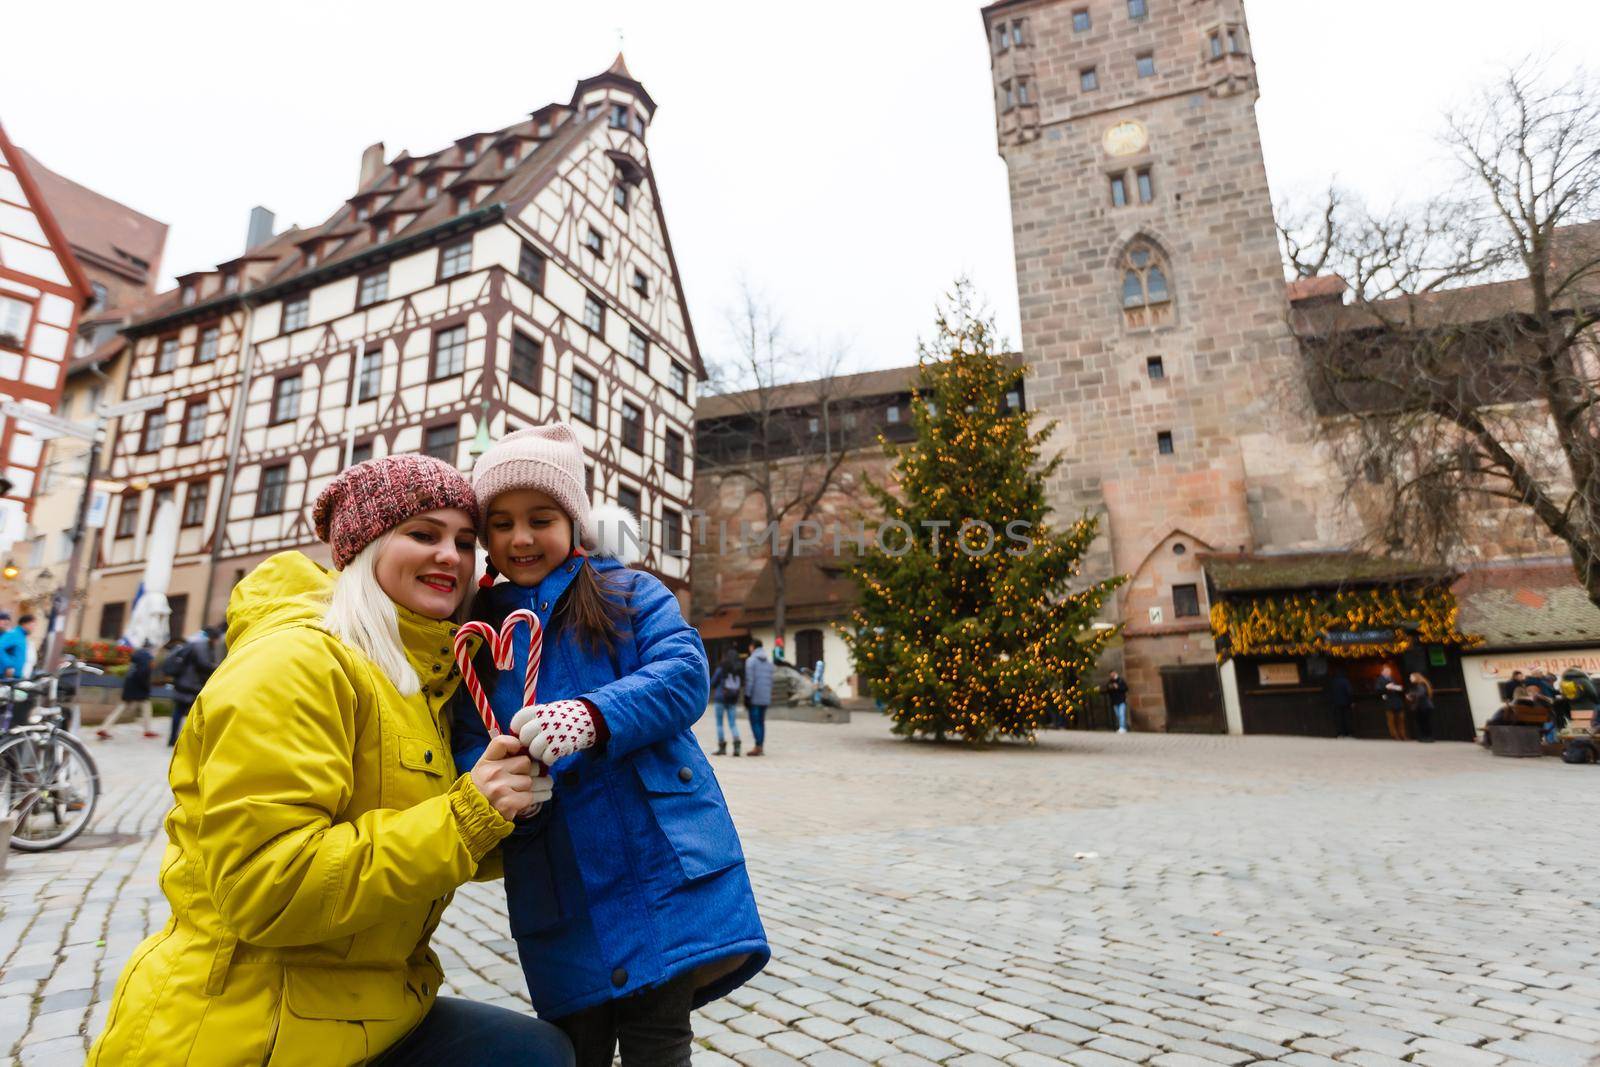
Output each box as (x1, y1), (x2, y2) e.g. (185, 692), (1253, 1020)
(374, 508), (478, 618)
(485, 489), (574, 586)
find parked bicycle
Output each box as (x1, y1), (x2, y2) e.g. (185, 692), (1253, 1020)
(1, 657), (102, 851)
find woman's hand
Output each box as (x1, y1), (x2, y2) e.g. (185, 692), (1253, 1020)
(509, 699), (599, 767)
(471, 734), (551, 820)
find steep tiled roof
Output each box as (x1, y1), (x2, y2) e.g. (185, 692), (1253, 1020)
(1204, 551), (1452, 594)
(696, 354), (1025, 422)
(15, 148), (166, 285)
(1453, 559), (1600, 650)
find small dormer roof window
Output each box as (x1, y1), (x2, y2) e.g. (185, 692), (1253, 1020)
(424, 182), (437, 201)
(181, 285), (196, 307)
(461, 142), (477, 163)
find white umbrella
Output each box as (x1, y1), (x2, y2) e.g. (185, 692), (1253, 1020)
(124, 498), (179, 650)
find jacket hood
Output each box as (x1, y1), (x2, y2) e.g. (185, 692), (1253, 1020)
(225, 552), (335, 650)
(749, 648), (769, 660)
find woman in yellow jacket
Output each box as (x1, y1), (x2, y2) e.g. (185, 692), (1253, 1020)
(90, 455), (574, 1067)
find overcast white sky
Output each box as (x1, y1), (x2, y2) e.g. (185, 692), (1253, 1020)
(3, 1), (1596, 380)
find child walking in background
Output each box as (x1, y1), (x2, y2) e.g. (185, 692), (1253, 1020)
(709, 648), (744, 756)
(452, 423), (768, 1067)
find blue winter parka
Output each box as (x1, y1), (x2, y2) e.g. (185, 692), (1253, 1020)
(451, 553), (769, 1019)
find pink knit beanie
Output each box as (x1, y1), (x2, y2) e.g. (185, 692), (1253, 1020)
(312, 454), (480, 569)
(471, 422), (597, 550)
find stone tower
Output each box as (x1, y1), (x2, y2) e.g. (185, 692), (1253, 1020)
(983, 0), (1343, 727)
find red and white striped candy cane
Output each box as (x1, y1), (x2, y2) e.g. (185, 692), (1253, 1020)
(453, 608), (544, 739)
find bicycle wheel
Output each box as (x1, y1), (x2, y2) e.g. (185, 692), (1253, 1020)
(1, 729), (101, 852)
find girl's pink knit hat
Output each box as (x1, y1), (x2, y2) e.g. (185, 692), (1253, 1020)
(312, 454), (479, 569)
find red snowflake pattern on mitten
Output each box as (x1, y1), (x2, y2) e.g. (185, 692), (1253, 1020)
(509, 699), (598, 766)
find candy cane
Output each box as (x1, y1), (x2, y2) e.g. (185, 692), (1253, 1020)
(453, 608), (543, 739)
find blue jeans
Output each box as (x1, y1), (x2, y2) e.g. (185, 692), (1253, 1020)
(376, 997), (573, 1066)
(1113, 702), (1128, 730)
(746, 703), (767, 746)
(713, 701), (740, 743)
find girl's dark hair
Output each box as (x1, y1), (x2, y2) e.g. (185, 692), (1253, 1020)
(470, 561), (634, 656)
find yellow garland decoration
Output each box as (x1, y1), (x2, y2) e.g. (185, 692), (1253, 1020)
(1210, 585), (1481, 662)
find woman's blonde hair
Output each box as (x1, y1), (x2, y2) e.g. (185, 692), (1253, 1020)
(323, 534), (420, 696)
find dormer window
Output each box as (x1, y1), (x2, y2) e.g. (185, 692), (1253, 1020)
(454, 194), (469, 214)
(462, 143), (477, 164)
(503, 149), (518, 171)
(538, 120), (553, 137)
(304, 250), (318, 269)
(424, 182), (437, 201)
(356, 203), (370, 221)
(585, 227), (605, 258)
(223, 273), (239, 294)
(376, 220), (391, 241)
(181, 285), (196, 307)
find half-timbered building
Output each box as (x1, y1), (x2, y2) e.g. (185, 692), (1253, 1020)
(0, 120), (92, 563)
(87, 56), (702, 630)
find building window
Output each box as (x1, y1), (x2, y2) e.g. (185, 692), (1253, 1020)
(617, 484), (641, 520)
(1209, 31), (1224, 59)
(98, 601), (126, 640)
(355, 203), (371, 222)
(167, 594), (189, 640)
(1004, 389), (1022, 411)
(621, 400), (645, 453)
(1228, 27), (1244, 53)
(282, 296), (309, 332)
(627, 328), (648, 367)
(510, 331), (541, 390)
(423, 181), (438, 201)
(669, 361), (688, 400)
(424, 423), (459, 465)
(182, 399), (208, 444)
(1136, 52), (1156, 78)
(358, 269), (389, 307)
(572, 370), (597, 424)
(353, 348), (381, 403)
(1009, 19), (1025, 46)
(886, 404), (900, 424)
(156, 337), (179, 372)
(304, 250), (319, 269)
(1080, 67), (1099, 92)
(503, 149), (518, 171)
(610, 103), (631, 130)
(256, 464), (288, 516)
(1016, 77), (1032, 105)
(349, 441), (374, 467)
(584, 226), (605, 258)
(270, 374), (302, 425)
(431, 325), (467, 379)
(662, 507), (684, 557)
(614, 183), (629, 211)
(1173, 583), (1202, 618)
(197, 326), (219, 364)
(223, 273), (239, 294)
(439, 239), (473, 280)
(1128, 0), (1148, 18)
(583, 293), (605, 334)
(1157, 430), (1174, 455)
(519, 243), (546, 292)
(632, 269), (650, 298)
(994, 23), (1009, 51)
(89, 282), (108, 311)
(1072, 8), (1091, 31)
(1121, 240), (1173, 327)
(0, 295), (30, 349)
(140, 410), (167, 453)
(114, 495), (139, 539)
(1002, 82), (1016, 112)
(1147, 356), (1165, 379)
(1136, 168), (1154, 204)
(665, 429), (684, 476)
(461, 143), (477, 164)
(1110, 174), (1128, 207)
(182, 479), (208, 527)
(181, 285), (196, 307)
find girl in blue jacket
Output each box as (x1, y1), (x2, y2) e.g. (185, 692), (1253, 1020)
(452, 422), (768, 1067)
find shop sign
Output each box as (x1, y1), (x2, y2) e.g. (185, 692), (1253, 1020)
(1322, 629), (1394, 646)
(1258, 662), (1299, 686)
(1478, 651), (1600, 679)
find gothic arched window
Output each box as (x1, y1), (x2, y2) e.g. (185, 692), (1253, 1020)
(1120, 240), (1173, 327)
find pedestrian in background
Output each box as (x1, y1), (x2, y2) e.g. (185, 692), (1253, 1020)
(98, 641), (159, 740)
(165, 623), (224, 746)
(1377, 666), (1408, 740)
(1103, 671), (1130, 733)
(1328, 671), (1354, 737)
(710, 648), (745, 756)
(809, 657), (826, 706)
(0, 613), (34, 680)
(1405, 673), (1435, 742)
(744, 639), (773, 757)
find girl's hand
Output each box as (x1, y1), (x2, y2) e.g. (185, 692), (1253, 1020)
(509, 699), (599, 767)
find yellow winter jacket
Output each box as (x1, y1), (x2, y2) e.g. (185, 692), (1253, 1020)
(89, 552), (515, 1066)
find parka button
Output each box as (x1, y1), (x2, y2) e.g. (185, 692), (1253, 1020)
(432, 663), (441, 673)
(424, 750), (433, 764)
(566, 564), (575, 574)
(540, 601), (549, 611)
(611, 968), (628, 988)
(677, 766), (693, 783)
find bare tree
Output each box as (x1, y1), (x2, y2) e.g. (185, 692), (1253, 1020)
(1281, 62), (1600, 604)
(697, 285), (863, 652)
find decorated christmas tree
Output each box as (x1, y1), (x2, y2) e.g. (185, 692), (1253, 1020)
(844, 286), (1125, 743)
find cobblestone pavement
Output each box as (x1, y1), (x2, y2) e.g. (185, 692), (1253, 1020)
(3, 714), (1599, 1066)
